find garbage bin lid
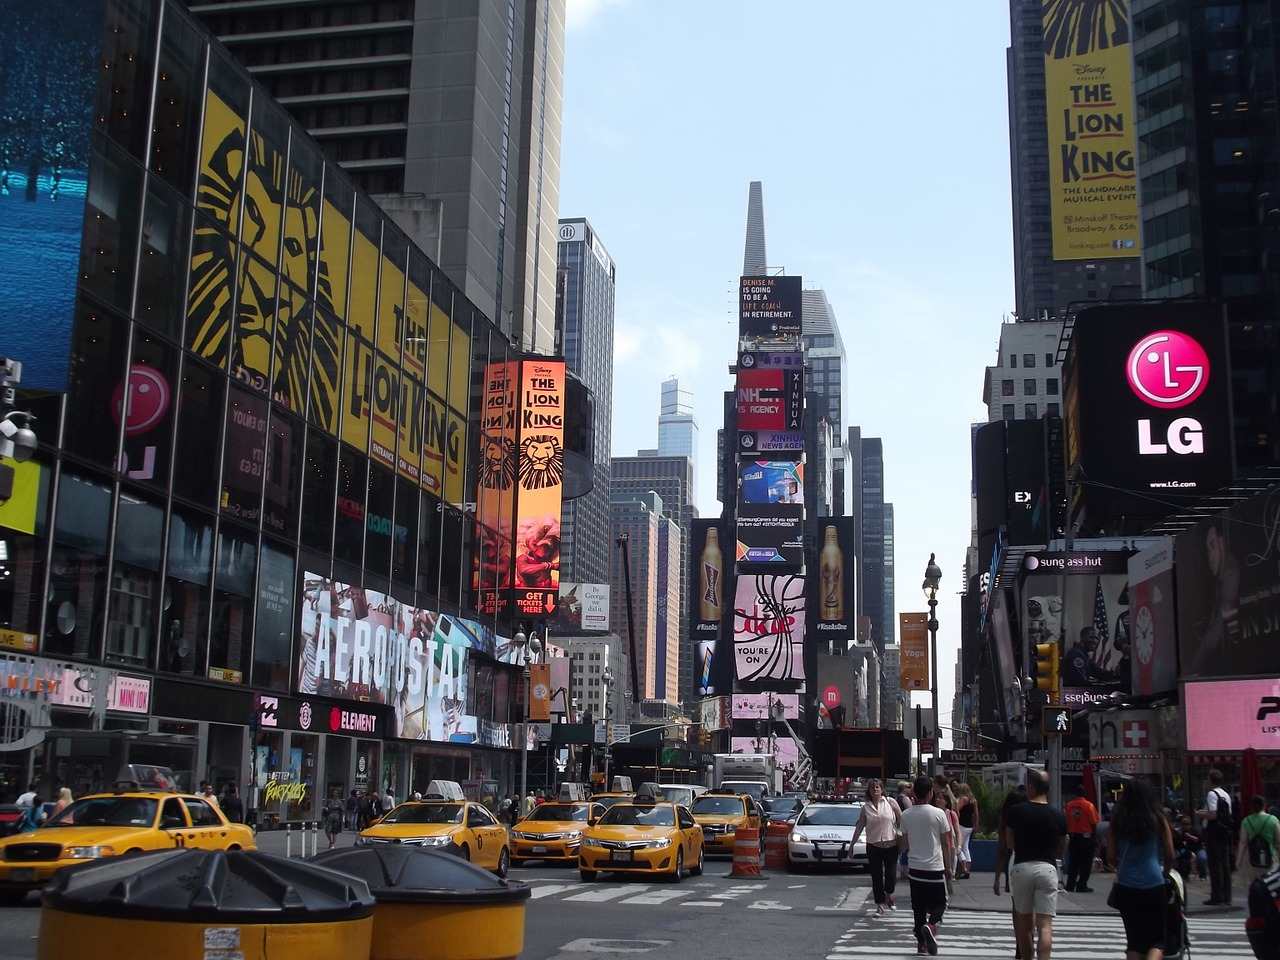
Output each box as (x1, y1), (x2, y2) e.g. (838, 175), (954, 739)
(311, 845), (530, 905)
(42, 848), (376, 924)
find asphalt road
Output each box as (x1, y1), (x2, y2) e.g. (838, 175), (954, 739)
(0, 846), (1257, 960)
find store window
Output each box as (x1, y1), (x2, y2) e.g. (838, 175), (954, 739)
(209, 526), (256, 684)
(163, 510), (213, 676)
(107, 489), (165, 667)
(46, 474), (113, 661)
(252, 540), (294, 690)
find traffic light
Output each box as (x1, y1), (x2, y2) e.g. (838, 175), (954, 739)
(1034, 642), (1060, 697)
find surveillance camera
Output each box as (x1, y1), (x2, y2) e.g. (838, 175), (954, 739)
(0, 415), (36, 463)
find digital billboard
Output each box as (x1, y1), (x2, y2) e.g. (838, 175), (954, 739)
(734, 503), (804, 568)
(1020, 550), (1132, 697)
(735, 368), (803, 432)
(549, 582), (610, 633)
(1176, 489), (1280, 679)
(738, 430), (805, 455)
(511, 359), (566, 618)
(1128, 539), (1177, 695)
(738, 461), (804, 505)
(809, 517), (855, 647)
(690, 519), (729, 696)
(1063, 303), (1233, 521)
(474, 361), (519, 618)
(732, 574), (806, 682)
(1184, 679), (1280, 752)
(1043, 0), (1140, 260)
(0, 2), (104, 391)
(739, 276), (802, 339)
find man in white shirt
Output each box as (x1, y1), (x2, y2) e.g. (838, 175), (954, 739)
(899, 776), (953, 955)
(15, 784), (37, 808)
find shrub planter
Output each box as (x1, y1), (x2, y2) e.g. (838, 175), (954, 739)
(967, 838), (998, 872)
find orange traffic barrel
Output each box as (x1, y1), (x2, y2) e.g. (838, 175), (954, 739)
(727, 826), (762, 878)
(764, 821), (789, 870)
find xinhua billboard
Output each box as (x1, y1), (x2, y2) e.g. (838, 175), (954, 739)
(1043, 0), (1140, 260)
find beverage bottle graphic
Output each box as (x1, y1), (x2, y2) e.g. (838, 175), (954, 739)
(819, 525), (843, 621)
(699, 527), (723, 621)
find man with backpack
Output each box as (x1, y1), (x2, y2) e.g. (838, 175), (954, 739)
(1239, 795), (1280, 889)
(1197, 768), (1235, 905)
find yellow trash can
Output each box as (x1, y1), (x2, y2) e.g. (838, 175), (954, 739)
(313, 845), (530, 960)
(38, 848), (375, 960)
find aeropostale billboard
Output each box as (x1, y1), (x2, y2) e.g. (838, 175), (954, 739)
(1043, 0), (1140, 260)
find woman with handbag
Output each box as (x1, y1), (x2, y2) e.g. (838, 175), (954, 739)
(1106, 778), (1176, 960)
(849, 778), (903, 918)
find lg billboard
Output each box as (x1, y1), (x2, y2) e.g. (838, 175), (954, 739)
(1063, 303), (1233, 522)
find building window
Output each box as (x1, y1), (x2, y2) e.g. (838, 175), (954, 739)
(1046, 379), (1058, 395)
(1025, 403), (1038, 418)
(1046, 353), (1054, 367)
(1002, 404), (1015, 421)
(1002, 379), (1015, 396)
(1009, 354), (1018, 368)
(1023, 353), (1036, 368)
(1024, 379), (1037, 395)
(1047, 403), (1060, 416)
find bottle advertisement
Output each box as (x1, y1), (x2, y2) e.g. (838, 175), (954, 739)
(810, 516), (855, 650)
(690, 518), (730, 696)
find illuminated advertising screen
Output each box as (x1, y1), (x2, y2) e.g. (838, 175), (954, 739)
(1176, 490), (1280, 679)
(511, 359), (566, 618)
(738, 430), (805, 455)
(474, 361), (519, 618)
(1019, 550), (1132, 699)
(900, 613), (929, 690)
(296, 574), (500, 742)
(738, 460), (804, 505)
(739, 275), (802, 339)
(1127, 539), (1177, 695)
(0, 3), (103, 391)
(1063, 303), (1233, 520)
(734, 503), (804, 568)
(1184, 679), (1280, 752)
(736, 369), (801, 432)
(808, 517), (854, 646)
(1043, 0), (1140, 260)
(732, 574), (806, 682)
(690, 519), (729, 696)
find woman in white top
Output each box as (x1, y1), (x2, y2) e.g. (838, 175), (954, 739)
(851, 778), (903, 917)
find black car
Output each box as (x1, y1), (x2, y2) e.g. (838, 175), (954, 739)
(762, 795), (804, 824)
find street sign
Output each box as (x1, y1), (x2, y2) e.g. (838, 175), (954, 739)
(941, 749), (999, 765)
(612, 723), (631, 744)
(920, 738), (936, 753)
(1042, 705), (1073, 736)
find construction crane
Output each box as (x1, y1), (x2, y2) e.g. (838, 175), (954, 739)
(771, 699), (813, 792)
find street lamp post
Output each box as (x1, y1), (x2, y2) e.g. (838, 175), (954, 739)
(518, 629), (544, 806)
(922, 553), (942, 777)
(602, 666), (614, 787)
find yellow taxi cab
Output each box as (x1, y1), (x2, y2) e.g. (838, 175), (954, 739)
(577, 789), (704, 882)
(358, 780), (510, 877)
(584, 791), (634, 813)
(0, 789), (257, 904)
(689, 789), (764, 857)
(508, 800), (603, 865)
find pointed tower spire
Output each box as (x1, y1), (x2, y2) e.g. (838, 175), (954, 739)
(743, 181), (767, 276)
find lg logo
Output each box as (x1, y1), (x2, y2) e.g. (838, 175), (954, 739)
(1126, 330), (1209, 456)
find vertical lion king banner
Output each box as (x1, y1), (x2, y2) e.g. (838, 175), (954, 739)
(1043, 0), (1140, 260)
(511, 360), (565, 618)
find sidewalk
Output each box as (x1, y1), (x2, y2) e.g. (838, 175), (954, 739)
(945, 867), (1245, 916)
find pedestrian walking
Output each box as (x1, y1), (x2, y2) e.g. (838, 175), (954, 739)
(1195, 767), (1234, 905)
(1106, 777), (1176, 960)
(849, 778), (903, 917)
(221, 784), (245, 823)
(522, 791), (536, 816)
(322, 790), (345, 850)
(1064, 786), (1101, 892)
(898, 776), (952, 955)
(994, 784), (1030, 960)
(955, 783), (979, 880)
(933, 789), (961, 882)
(896, 779), (915, 881)
(1237, 795), (1280, 888)
(1005, 769), (1067, 960)
(345, 790), (359, 830)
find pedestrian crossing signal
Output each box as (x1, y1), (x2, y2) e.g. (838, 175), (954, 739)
(1042, 705), (1072, 736)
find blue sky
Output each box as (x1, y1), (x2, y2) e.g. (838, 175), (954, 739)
(560, 1), (1015, 738)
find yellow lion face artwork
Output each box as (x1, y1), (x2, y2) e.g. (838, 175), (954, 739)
(187, 91), (339, 426)
(519, 435), (563, 491)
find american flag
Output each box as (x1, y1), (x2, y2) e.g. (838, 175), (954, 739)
(1092, 576), (1120, 672)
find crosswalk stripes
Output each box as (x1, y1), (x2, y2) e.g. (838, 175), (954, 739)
(825, 907), (1251, 959)
(523, 878), (767, 907)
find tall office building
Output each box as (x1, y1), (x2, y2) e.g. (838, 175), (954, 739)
(858, 438), (892, 651)
(608, 491), (669, 708)
(1006, 0), (1140, 320)
(882, 503), (895, 649)
(1129, 1), (1280, 473)
(556, 218), (616, 585)
(743, 181), (768, 276)
(880, 644), (903, 730)
(185, 0), (566, 353)
(611, 451), (697, 706)
(657, 377), (698, 487)
(802, 289), (849, 517)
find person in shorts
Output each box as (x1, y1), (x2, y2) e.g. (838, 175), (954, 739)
(1005, 770), (1068, 960)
